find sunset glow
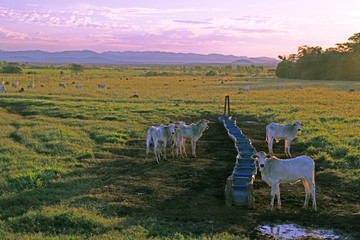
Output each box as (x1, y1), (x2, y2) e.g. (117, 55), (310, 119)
(1, 0), (360, 57)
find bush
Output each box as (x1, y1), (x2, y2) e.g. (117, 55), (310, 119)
(0, 65), (22, 74)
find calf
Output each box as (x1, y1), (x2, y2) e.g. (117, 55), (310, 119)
(145, 123), (177, 163)
(175, 119), (210, 158)
(252, 151), (316, 211)
(266, 121), (303, 157)
(59, 83), (66, 88)
(76, 85), (83, 89)
(27, 81), (34, 89)
(97, 84), (106, 89)
(0, 85), (7, 93)
(12, 81), (19, 88)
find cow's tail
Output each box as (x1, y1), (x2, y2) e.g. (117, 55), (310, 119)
(145, 128), (152, 162)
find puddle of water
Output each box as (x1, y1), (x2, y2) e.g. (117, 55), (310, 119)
(258, 223), (353, 239)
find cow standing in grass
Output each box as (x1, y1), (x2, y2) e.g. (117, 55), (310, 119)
(145, 123), (178, 164)
(252, 151), (316, 211)
(175, 119), (210, 158)
(266, 121), (303, 157)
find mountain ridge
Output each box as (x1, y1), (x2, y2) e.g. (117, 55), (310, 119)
(0, 50), (280, 66)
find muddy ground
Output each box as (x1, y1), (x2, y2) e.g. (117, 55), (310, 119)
(94, 115), (360, 239)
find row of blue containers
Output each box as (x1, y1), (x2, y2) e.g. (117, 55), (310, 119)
(219, 115), (257, 206)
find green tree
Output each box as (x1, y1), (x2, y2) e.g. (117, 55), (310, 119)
(1, 65), (22, 74)
(69, 64), (85, 74)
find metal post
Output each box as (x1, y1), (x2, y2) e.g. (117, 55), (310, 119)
(224, 95), (230, 116)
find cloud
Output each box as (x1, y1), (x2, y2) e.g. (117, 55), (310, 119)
(0, 27), (30, 40)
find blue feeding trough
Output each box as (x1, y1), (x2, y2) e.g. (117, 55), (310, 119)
(236, 157), (256, 165)
(235, 163), (256, 169)
(232, 166), (256, 178)
(232, 176), (253, 206)
(235, 144), (255, 152)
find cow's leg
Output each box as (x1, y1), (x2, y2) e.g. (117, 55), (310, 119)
(308, 179), (317, 211)
(191, 139), (196, 157)
(270, 183), (277, 210)
(285, 138), (292, 157)
(154, 141), (160, 164)
(163, 140), (167, 161)
(177, 137), (184, 158)
(268, 137), (274, 155)
(302, 179), (310, 209)
(171, 136), (177, 158)
(145, 133), (151, 163)
(181, 138), (187, 157)
(276, 183), (281, 210)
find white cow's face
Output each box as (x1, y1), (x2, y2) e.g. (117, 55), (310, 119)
(167, 123), (177, 135)
(293, 121), (303, 132)
(253, 151), (269, 172)
(202, 119), (210, 130)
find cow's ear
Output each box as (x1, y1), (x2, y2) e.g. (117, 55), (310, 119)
(301, 123), (304, 126)
(175, 126), (179, 129)
(266, 154), (272, 158)
(251, 154), (258, 159)
(206, 120), (210, 123)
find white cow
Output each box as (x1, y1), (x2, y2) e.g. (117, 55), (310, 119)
(266, 121), (303, 157)
(12, 81), (19, 88)
(175, 119), (210, 158)
(171, 121), (187, 157)
(145, 123), (177, 163)
(59, 83), (66, 88)
(76, 85), (83, 89)
(295, 84), (303, 89)
(27, 81), (34, 89)
(252, 151), (316, 211)
(1, 80), (4, 85)
(97, 84), (106, 89)
(279, 85), (285, 89)
(0, 85), (7, 93)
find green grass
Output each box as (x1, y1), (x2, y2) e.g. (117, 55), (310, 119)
(0, 69), (359, 238)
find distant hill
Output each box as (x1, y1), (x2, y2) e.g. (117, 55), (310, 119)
(0, 50), (280, 66)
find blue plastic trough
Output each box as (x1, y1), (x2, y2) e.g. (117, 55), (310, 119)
(220, 114), (257, 206)
(232, 176), (253, 206)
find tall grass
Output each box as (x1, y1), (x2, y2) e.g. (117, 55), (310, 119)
(0, 70), (359, 238)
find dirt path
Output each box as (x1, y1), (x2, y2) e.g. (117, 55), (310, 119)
(94, 116), (360, 239)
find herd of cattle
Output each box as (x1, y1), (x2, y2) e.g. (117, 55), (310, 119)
(145, 118), (317, 211)
(0, 80), (107, 93)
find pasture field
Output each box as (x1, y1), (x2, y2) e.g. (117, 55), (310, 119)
(0, 70), (359, 239)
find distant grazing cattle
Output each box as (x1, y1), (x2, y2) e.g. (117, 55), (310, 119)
(130, 94), (139, 98)
(75, 85), (83, 89)
(349, 89), (355, 93)
(259, 84), (263, 88)
(19, 87), (24, 93)
(266, 121), (303, 157)
(59, 83), (66, 88)
(252, 151), (317, 211)
(241, 87), (249, 92)
(295, 84), (303, 89)
(279, 85), (285, 89)
(0, 85), (7, 93)
(97, 84), (106, 89)
(175, 119), (210, 158)
(12, 81), (19, 88)
(27, 81), (34, 89)
(145, 123), (178, 163)
(1, 80), (4, 85)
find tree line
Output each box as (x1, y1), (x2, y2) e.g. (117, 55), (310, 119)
(276, 32), (360, 81)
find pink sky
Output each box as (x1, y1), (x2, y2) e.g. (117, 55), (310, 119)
(1, 0), (360, 58)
